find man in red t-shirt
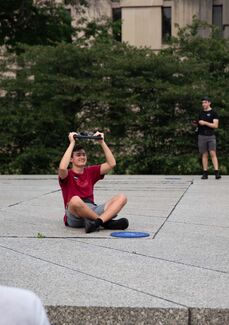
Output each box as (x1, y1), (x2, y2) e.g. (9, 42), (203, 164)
(58, 131), (129, 233)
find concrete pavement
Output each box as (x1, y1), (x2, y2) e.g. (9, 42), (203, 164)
(0, 175), (229, 324)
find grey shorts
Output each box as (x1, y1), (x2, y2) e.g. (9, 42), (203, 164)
(66, 202), (105, 228)
(198, 135), (216, 154)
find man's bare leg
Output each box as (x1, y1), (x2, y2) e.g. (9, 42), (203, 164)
(100, 193), (127, 223)
(202, 152), (208, 171)
(209, 150), (219, 170)
(209, 150), (221, 179)
(68, 196), (99, 220)
(68, 193), (127, 222)
(201, 152), (209, 179)
(67, 194), (128, 233)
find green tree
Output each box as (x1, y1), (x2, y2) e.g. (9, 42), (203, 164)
(0, 0), (73, 49)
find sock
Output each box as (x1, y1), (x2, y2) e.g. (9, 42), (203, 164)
(95, 218), (103, 227)
(103, 215), (117, 226)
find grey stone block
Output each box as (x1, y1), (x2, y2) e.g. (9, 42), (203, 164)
(46, 306), (188, 325)
(190, 308), (229, 325)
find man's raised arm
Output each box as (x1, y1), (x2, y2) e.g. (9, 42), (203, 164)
(95, 132), (116, 175)
(58, 132), (76, 179)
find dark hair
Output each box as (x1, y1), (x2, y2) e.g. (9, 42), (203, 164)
(71, 144), (85, 157)
(201, 96), (211, 102)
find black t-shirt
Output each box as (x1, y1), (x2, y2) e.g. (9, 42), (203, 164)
(198, 109), (219, 136)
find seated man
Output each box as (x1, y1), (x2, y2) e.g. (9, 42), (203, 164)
(58, 131), (129, 233)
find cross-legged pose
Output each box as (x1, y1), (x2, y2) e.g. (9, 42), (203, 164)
(198, 97), (221, 180)
(58, 131), (129, 233)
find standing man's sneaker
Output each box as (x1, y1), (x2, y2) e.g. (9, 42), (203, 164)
(85, 219), (100, 233)
(103, 218), (129, 230)
(201, 171), (208, 179)
(215, 171), (221, 179)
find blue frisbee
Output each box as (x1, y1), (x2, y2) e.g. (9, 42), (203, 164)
(110, 231), (150, 238)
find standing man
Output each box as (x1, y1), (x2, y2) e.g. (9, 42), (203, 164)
(198, 96), (221, 179)
(58, 131), (129, 233)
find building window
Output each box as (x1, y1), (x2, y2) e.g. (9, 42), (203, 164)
(162, 7), (172, 43)
(213, 5), (223, 36)
(112, 7), (122, 41)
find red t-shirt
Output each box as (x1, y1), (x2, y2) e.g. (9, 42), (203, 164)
(59, 165), (104, 208)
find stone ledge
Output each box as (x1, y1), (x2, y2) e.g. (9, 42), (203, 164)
(46, 306), (229, 325)
(46, 306), (188, 325)
(121, 0), (163, 8)
(190, 308), (229, 325)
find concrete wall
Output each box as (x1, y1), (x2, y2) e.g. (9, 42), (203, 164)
(122, 6), (162, 49)
(67, 0), (112, 29)
(223, 0), (229, 37)
(47, 0), (229, 49)
(173, 0), (212, 28)
(85, 0), (112, 20)
(120, 0), (228, 50)
(121, 0), (163, 50)
(173, 0), (213, 38)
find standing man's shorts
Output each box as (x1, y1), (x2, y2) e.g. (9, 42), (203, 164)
(66, 201), (105, 228)
(198, 135), (216, 154)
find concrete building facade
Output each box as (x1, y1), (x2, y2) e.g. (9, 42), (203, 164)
(63, 0), (112, 29)
(120, 0), (229, 50)
(59, 0), (229, 50)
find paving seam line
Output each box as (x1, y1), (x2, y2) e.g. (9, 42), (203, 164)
(0, 189), (61, 210)
(152, 180), (194, 239)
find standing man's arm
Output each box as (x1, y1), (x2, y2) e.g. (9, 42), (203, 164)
(58, 132), (77, 179)
(198, 119), (219, 128)
(95, 132), (116, 175)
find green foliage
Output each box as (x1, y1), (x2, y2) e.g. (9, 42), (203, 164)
(0, 0), (73, 49)
(1, 18), (229, 174)
(37, 232), (46, 238)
